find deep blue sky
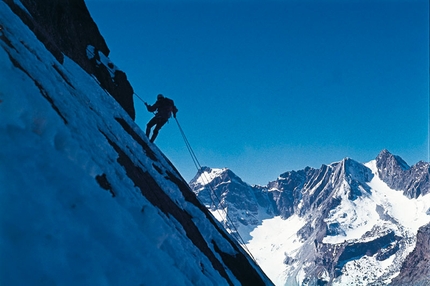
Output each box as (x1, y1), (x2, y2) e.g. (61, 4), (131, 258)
(86, 0), (429, 185)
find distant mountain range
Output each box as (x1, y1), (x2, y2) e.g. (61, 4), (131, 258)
(190, 150), (430, 286)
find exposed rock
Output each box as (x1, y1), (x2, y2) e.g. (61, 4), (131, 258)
(376, 149), (430, 198)
(268, 168), (309, 218)
(191, 150), (430, 285)
(190, 167), (275, 234)
(4, 0), (135, 119)
(1, 2), (273, 284)
(391, 222), (430, 285)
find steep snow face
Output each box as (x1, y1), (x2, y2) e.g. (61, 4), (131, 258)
(0, 3), (272, 286)
(191, 155), (430, 286)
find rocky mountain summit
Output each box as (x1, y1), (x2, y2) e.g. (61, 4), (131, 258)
(190, 150), (430, 285)
(376, 149), (430, 198)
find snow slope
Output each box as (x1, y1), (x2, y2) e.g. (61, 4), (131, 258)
(330, 160), (430, 285)
(246, 215), (306, 286)
(0, 2), (272, 285)
(191, 158), (430, 285)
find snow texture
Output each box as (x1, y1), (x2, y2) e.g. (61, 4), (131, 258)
(192, 159), (430, 286)
(0, 3), (271, 285)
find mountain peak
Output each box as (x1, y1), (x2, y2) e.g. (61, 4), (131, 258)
(340, 157), (374, 185)
(190, 152), (430, 285)
(374, 150), (430, 198)
(376, 149), (410, 171)
(190, 166), (230, 187)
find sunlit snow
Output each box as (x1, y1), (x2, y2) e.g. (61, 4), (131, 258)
(245, 215), (306, 286)
(322, 160), (430, 245)
(195, 168), (226, 186)
(202, 159), (430, 286)
(365, 160), (430, 232)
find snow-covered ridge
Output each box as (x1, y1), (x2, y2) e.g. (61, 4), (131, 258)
(0, 2), (272, 285)
(193, 167), (229, 188)
(191, 155), (430, 285)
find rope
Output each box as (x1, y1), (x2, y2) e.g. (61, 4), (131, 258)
(175, 118), (257, 262)
(85, 60), (256, 261)
(175, 118), (201, 171)
(133, 92), (146, 104)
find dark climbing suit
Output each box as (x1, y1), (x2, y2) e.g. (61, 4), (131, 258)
(145, 97), (178, 142)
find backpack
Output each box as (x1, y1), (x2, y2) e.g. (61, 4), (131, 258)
(158, 97), (177, 118)
(162, 97), (174, 108)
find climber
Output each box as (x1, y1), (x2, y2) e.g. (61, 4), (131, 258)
(145, 94), (178, 143)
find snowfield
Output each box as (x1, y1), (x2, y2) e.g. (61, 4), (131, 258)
(245, 215), (306, 286)
(192, 160), (430, 286)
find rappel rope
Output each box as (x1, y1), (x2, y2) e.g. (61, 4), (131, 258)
(117, 88), (256, 261)
(175, 118), (229, 229)
(174, 118), (201, 171)
(133, 92), (146, 105)
(175, 118), (256, 262)
(83, 52), (255, 258)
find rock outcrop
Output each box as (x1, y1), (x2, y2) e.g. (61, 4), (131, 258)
(376, 149), (430, 198)
(391, 222), (430, 286)
(0, 1), (273, 284)
(4, 0), (135, 119)
(191, 150), (430, 285)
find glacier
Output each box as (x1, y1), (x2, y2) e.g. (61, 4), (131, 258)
(191, 155), (430, 285)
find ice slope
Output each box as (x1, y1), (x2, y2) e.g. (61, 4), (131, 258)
(0, 3), (272, 285)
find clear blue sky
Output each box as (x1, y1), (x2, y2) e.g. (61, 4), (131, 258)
(86, 0), (429, 185)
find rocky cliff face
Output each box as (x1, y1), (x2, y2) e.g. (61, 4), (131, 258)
(269, 158), (374, 220)
(377, 149), (430, 198)
(4, 0), (135, 119)
(391, 222), (430, 286)
(191, 150), (430, 285)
